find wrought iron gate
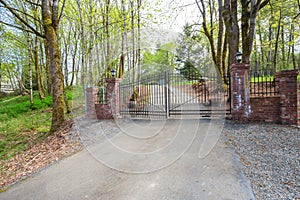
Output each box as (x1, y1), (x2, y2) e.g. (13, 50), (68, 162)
(119, 71), (230, 119)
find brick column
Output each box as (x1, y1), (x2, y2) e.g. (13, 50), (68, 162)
(230, 63), (251, 121)
(275, 70), (298, 125)
(106, 78), (122, 118)
(298, 83), (300, 126)
(86, 87), (98, 119)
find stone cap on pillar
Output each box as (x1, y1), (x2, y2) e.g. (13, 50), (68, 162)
(106, 78), (122, 84)
(230, 63), (250, 71)
(275, 69), (298, 77)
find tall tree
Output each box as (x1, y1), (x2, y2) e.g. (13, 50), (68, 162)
(240, 0), (270, 64)
(196, 0), (229, 82)
(41, 0), (65, 131)
(0, 0), (66, 132)
(196, 0), (270, 75)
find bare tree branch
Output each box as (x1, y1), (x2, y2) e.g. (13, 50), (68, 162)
(259, 0), (270, 11)
(24, 0), (42, 7)
(195, 0), (204, 16)
(294, 0), (300, 19)
(0, 5), (42, 24)
(176, 2), (196, 9)
(0, 19), (42, 36)
(0, 0), (44, 38)
(58, 0), (66, 24)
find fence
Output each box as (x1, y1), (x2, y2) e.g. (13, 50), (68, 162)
(250, 69), (278, 96)
(97, 86), (107, 104)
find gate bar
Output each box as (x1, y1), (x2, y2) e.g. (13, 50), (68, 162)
(164, 71), (170, 118)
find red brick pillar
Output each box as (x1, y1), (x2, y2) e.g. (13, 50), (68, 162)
(230, 63), (251, 121)
(298, 83), (300, 126)
(106, 78), (122, 119)
(86, 87), (99, 119)
(275, 70), (299, 125)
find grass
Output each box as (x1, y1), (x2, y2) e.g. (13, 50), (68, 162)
(250, 76), (274, 83)
(0, 87), (81, 161)
(251, 75), (300, 83)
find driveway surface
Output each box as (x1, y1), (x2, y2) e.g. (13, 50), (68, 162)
(0, 119), (255, 200)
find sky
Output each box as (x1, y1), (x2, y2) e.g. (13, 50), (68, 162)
(143, 0), (201, 33)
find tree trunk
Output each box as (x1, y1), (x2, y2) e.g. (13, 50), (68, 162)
(196, 0), (222, 77)
(70, 31), (78, 86)
(240, 0), (270, 64)
(63, 32), (69, 87)
(42, 0), (65, 132)
(0, 62), (2, 92)
(257, 17), (265, 67)
(119, 0), (126, 79)
(281, 24), (285, 69)
(27, 34), (33, 106)
(130, 0), (135, 84)
(137, 0), (142, 83)
(76, 0), (87, 85)
(291, 24), (296, 69)
(105, 0), (111, 78)
(223, 0), (239, 65)
(273, 9), (282, 72)
(44, 40), (52, 94)
(34, 36), (45, 100)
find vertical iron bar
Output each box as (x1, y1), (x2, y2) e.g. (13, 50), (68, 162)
(164, 71), (169, 119)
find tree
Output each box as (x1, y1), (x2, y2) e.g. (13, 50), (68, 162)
(0, 0), (66, 132)
(177, 60), (202, 80)
(142, 43), (176, 75)
(240, 0), (270, 64)
(42, 0), (65, 132)
(251, 0), (300, 71)
(196, 0), (229, 83)
(195, 0), (270, 78)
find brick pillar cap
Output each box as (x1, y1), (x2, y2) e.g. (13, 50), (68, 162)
(86, 87), (98, 91)
(106, 78), (122, 83)
(230, 63), (250, 71)
(275, 70), (298, 77)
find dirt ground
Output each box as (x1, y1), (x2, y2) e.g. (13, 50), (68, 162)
(0, 120), (83, 190)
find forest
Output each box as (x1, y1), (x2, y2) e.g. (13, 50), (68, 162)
(0, 0), (299, 132)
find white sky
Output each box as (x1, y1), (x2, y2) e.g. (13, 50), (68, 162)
(143, 0), (200, 33)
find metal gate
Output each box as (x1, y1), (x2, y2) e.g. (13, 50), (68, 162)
(119, 71), (230, 119)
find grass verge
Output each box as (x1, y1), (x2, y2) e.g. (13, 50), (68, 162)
(0, 87), (82, 161)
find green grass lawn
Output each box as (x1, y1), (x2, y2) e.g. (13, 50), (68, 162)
(251, 75), (300, 82)
(0, 87), (82, 161)
(250, 76), (274, 82)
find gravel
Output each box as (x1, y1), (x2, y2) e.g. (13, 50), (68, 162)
(223, 121), (300, 200)
(68, 117), (128, 146)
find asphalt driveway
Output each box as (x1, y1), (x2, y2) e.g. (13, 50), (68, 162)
(0, 119), (255, 200)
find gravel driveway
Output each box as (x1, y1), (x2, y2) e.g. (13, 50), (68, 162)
(223, 121), (300, 200)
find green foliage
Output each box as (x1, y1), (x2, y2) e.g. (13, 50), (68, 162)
(0, 94), (52, 121)
(0, 93), (54, 160)
(252, 0), (300, 71)
(141, 43), (176, 75)
(177, 60), (202, 80)
(0, 88), (77, 161)
(176, 23), (214, 74)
